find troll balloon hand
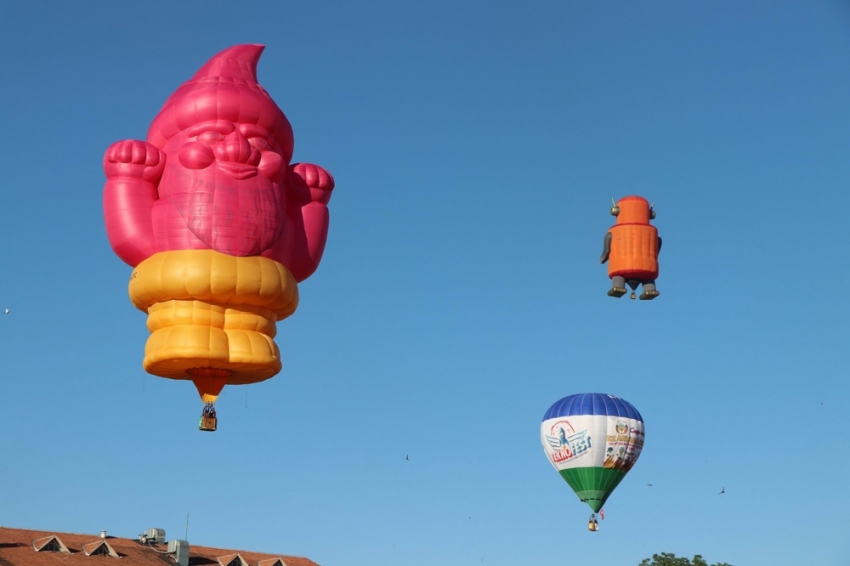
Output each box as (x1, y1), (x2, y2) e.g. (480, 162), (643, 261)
(290, 162), (334, 205)
(104, 140), (167, 183)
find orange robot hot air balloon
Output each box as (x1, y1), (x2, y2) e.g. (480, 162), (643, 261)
(600, 196), (661, 300)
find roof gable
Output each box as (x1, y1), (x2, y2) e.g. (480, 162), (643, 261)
(83, 540), (120, 557)
(218, 553), (249, 566)
(32, 535), (70, 553)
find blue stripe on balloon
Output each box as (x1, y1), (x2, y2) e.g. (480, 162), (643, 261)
(542, 393), (643, 422)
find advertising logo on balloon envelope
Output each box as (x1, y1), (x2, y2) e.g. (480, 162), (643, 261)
(543, 420), (593, 465)
(541, 413), (644, 473)
(604, 418), (644, 471)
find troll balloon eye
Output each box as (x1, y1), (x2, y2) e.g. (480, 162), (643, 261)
(249, 138), (270, 150)
(196, 131), (225, 144)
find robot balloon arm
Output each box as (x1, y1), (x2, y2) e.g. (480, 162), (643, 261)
(286, 163), (335, 283)
(657, 236), (662, 257)
(102, 140), (163, 267)
(600, 232), (612, 264)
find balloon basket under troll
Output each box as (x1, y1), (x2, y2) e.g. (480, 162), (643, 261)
(199, 402), (218, 432)
(199, 415), (218, 432)
(127, 249), (299, 405)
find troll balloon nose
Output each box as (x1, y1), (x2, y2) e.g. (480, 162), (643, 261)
(215, 130), (260, 165)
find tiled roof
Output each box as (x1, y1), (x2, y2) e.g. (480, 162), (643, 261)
(0, 527), (320, 566)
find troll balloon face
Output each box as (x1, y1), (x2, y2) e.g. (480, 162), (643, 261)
(156, 119), (288, 258)
(104, 45), (336, 407)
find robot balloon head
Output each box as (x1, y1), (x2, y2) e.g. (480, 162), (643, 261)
(613, 196), (653, 225)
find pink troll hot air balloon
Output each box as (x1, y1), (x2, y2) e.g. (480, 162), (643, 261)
(103, 45), (336, 429)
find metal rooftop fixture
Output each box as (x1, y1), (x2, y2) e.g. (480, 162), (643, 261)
(139, 527), (166, 544)
(168, 539), (190, 566)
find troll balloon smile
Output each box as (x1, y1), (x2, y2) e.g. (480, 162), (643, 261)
(217, 162), (259, 179)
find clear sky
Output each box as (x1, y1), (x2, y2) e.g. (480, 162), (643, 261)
(1, 1), (849, 565)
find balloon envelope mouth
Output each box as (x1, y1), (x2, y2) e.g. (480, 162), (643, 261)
(188, 368), (233, 403)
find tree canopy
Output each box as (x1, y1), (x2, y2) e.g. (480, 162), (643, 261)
(639, 552), (732, 566)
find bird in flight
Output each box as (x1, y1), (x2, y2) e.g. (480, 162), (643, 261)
(647, 483), (652, 487)
(719, 487), (725, 494)
(405, 455), (409, 461)
(3, 308), (8, 314)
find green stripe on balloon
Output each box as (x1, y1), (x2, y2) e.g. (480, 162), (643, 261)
(559, 467), (627, 512)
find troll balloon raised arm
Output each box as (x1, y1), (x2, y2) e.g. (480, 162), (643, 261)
(103, 45), (336, 414)
(276, 162), (335, 281)
(103, 140), (164, 266)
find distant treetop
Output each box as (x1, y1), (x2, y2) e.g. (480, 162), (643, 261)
(639, 552), (732, 566)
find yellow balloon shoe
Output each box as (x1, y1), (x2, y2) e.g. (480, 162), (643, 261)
(128, 250), (299, 400)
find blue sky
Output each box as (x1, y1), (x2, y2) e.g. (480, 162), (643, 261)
(2, 1), (850, 565)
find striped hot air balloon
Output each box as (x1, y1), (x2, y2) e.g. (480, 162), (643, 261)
(540, 393), (645, 513)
